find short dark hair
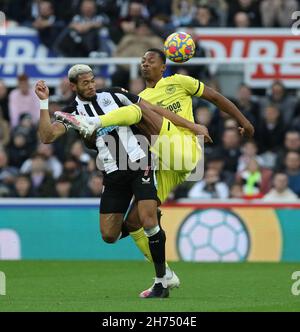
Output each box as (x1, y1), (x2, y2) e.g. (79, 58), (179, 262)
(146, 48), (166, 64)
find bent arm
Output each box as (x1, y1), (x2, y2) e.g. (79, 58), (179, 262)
(138, 98), (212, 142)
(139, 99), (196, 129)
(201, 86), (254, 137)
(39, 108), (66, 143)
(35, 80), (67, 143)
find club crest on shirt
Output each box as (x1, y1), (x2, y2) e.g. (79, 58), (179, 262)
(102, 98), (112, 107)
(165, 85), (176, 94)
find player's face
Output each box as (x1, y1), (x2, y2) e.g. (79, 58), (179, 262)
(72, 72), (96, 100)
(141, 52), (165, 81)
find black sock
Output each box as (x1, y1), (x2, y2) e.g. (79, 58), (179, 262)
(148, 229), (166, 278)
(119, 222), (129, 239)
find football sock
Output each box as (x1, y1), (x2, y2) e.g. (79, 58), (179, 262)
(99, 104), (142, 127)
(130, 227), (152, 262)
(129, 226), (171, 273)
(144, 225), (166, 278)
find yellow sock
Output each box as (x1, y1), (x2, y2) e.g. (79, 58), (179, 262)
(130, 227), (153, 262)
(99, 104), (142, 127)
(130, 227), (170, 270)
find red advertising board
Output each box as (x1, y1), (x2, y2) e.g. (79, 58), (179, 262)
(191, 29), (300, 87)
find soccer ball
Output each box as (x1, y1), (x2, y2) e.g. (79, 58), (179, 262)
(177, 209), (250, 262)
(164, 32), (195, 63)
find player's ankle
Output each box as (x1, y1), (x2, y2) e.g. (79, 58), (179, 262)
(87, 116), (102, 128)
(155, 276), (167, 288)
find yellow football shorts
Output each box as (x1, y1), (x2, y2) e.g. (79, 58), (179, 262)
(151, 118), (202, 203)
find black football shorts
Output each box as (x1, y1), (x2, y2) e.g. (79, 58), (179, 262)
(100, 168), (157, 214)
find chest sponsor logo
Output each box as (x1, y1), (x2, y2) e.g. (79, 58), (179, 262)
(166, 85), (176, 94)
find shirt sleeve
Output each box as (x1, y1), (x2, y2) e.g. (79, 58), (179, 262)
(176, 74), (204, 97)
(112, 87), (141, 105)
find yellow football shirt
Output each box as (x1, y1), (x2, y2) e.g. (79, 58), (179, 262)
(139, 74), (204, 123)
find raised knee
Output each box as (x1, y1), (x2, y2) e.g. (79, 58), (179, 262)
(101, 234), (118, 244)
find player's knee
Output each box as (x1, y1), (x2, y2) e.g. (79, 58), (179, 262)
(102, 233), (118, 244)
(131, 104), (142, 122)
(139, 212), (158, 229)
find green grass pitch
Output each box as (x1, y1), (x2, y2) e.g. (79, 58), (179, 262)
(0, 261), (299, 312)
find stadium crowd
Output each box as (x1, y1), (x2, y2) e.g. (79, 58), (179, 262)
(0, 0), (300, 200)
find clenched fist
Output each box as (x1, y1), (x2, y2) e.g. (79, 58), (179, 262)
(35, 80), (49, 100)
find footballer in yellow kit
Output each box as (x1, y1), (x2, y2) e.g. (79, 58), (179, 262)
(139, 73), (204, 202)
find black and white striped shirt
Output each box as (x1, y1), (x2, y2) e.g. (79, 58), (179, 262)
(62, 88), (148, 174)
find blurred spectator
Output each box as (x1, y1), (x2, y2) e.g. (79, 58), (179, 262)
(54, 175), (72, 198)
(256, 104), (285, 153)
(188, 168), (229, 199)
(81, 172), (103, 197)
(150, 14), (175, 40)
(147, 0), (173, 17)
(171, 0), (196, 27)
(0, 107), (10, 147)
(31, 0), (65, 51)
(276, 131), (300, 171)
(194, 105), (213, 132)
(0, 80), (9, 121)
(20, 143), (63, 179)
(220, 128), (241, 173)
(8, 132), (32, 168)
(54, 78), (74, 105)
(201, 0), (228, 26)
(205, 148), (236, 186)
(95, 76), (107, 90)
(94, 0), (125, 22)
(55, 0), (109, 57)
(0, 184), (11, 197)
(260, 0), (298, 27)
(8, 74), (40, 128)
(2, 0), (35, 24)
(53, 0), (81, 23)
(284, 151), (300, 197)
(224, 118), (238, 130)
(188, 5), (220, 27)
(227, 0), (262, 27)
(112, 18), (163, 88)
(259, 80), (297, 127)
(114, 18), (163, 58)
(129, 77), (145, 95)
(11, 113), (38, 154)
(233, 11), (250, 27)
(230, 182), (244, 198)
(263, 172), (298, 201)
(234, 84), (260, 128)
(12, 174), (35, 198)
(0, 148), (19, 192)
(28, 153), (56, 197)
(86, 158), (97, 175)
(237, 157), (262, 197)
(61, 156), (89, 197)
(172, 39), (211, 81)
(111, 1), (149, 44)
(70, 140), (91, 166)
(237, 140), (264, 172)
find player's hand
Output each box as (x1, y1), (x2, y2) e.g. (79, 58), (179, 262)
(238, 121), (255, 138)
(35, 80), (49, 100)
(193, 124), (213, 144)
